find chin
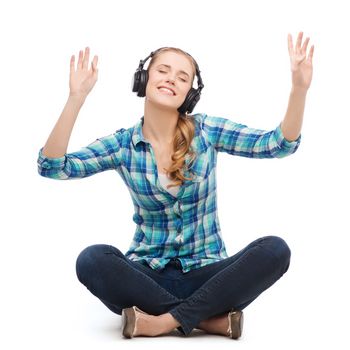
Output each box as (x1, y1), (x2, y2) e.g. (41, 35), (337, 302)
(147, 94), (177, 108)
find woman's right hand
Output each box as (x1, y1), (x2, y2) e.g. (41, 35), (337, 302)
(69, 47), (98, 99)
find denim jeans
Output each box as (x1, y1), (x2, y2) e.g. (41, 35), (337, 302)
(75, 235), (291, 336)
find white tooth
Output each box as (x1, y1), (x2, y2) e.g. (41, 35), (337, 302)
(159, 87), (174, 95)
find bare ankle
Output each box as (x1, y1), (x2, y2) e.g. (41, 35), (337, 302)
(133, 313), (179, 337)
(156, 313), (181, 334)
(132, 314), (157, 337)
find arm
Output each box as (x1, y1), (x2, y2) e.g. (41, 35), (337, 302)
(201, 113), (301, 159)
(280, 86), (307, 142)
(41, 94), (86, 158)
(37, 129), (124, 180)
(38, 46), (122, 180)
(200, 32), (314, 159)
(281, 31), (314, 140)
(41, 46), (99, 158)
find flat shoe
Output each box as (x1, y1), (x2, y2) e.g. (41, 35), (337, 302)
(227, 309), (244, 339)
(121, 306), (149, 339)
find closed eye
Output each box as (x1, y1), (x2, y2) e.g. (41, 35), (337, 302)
(158, 70), (187, 82)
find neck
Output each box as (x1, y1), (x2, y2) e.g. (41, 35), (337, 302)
(142, 100), (179, 146)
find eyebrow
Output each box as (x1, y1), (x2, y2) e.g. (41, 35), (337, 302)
(156, 64), (190, 78)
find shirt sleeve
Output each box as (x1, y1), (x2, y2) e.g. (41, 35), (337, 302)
(201, 113), (301, 158)
(37, 129), (124, 179)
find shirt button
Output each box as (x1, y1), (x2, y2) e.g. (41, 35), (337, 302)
(42, 161), (51, 169)
(132, 213), (144, 225)
(175, 219), (182, 232)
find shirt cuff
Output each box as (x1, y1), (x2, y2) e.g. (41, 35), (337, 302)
(37, 147), (67, 170)
(274, 122), (301, 149)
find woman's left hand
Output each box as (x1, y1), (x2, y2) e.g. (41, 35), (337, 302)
(288, 31), (314, 91)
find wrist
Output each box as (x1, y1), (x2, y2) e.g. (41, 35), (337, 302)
(68, 93), (86, 105)
(291, 85), (308, 95)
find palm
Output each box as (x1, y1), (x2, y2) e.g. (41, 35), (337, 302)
(288, 32), (314, 90)
(69, 47), (98, 97)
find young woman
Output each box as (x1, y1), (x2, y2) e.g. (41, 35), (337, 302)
(37, 32), (314, 339)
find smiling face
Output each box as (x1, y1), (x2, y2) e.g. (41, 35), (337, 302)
(145, 51), (195, 111)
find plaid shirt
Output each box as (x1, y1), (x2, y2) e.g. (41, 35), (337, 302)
(37, 112), (301, 273)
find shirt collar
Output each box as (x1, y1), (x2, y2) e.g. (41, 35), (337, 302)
(131, 114), (207, 183)
(132, 115), (147, 147)
(131, 114), (203, 149)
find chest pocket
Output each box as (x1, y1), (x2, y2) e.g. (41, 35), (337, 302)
(187, 135), (212, 182)
(190, 154), (209, 182)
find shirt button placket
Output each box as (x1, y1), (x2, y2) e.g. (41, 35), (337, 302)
(132, 213), (144, 225)
(176, 218), (182, 233)
(173, 200), (183, 250)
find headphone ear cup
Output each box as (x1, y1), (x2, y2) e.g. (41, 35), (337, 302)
(137, 70), (148, 97)
(132, 69), (148, 97)
(132, 70), (141, 93)
(178, 88), (201, 114)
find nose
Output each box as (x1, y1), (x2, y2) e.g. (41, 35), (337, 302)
(166, 74), (176, 84)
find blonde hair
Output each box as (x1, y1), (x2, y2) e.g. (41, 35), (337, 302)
(146, 47), (199, 189)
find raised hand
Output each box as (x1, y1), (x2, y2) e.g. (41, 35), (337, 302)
(288, 31), (314, 91)
(69, 47), (99, 98)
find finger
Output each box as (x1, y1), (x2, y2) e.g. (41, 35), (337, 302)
(83, 46), (90, 70)
(307, 45), (314, 61)
(301, 37), (310, 54)
(92, 55), (98, 70)
(287, 33), (294, 56)
(91, 55), (98, 74)
(296, 31), (303, 52)
(77, 49), (83, 70)
(70, 54), (75, 74)
(92, 63), (98, 77)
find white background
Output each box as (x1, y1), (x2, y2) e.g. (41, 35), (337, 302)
(1, 0), (349, 348)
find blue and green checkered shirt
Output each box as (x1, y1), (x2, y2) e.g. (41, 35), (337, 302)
(37, 112), (301, 273)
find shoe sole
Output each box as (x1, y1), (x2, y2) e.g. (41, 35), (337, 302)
(229, 310), (244, 339)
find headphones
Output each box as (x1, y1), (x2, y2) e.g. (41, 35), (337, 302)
(131, 47), (204, 114)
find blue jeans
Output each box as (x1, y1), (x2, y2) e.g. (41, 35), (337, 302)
(75, 235), (291, 336)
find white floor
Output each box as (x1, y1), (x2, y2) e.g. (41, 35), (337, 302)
(3, 265), (347, 350)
